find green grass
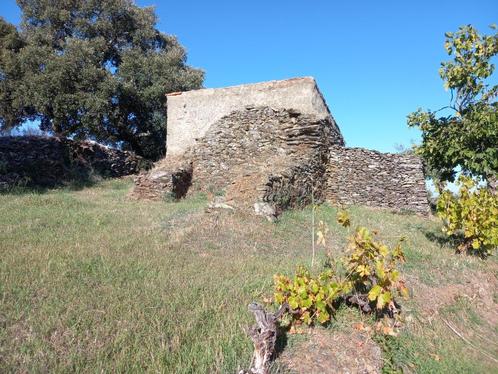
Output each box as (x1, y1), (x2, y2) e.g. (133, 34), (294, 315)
(1, 178), (497, 373)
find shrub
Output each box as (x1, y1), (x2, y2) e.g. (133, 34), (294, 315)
(272, 210), (409, 326)
(343, 227), (409, 313)
(437, 176), (498, 256)
(274, 266), (346, 325)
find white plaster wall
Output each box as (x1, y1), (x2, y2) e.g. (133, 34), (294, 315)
(166, 77), (341, 155)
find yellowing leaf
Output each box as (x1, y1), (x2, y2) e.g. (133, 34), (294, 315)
(368, 285), (383, 301)
(377, 291), (392, 309)
(317, 310), (330, 324)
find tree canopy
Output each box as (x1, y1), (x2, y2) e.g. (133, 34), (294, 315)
(0, 16), (32, 129)
(408, 25), (498, 189)
(0, 0), (204, 160)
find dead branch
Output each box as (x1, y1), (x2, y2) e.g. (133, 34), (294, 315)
(441, 317), (498, 364)
(239, 302), (289, 374)
(346, 293), (372, 313)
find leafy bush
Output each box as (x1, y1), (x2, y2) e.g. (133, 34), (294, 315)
(343, 227), (409, 312)
(336, 209), (351, 228)
(274, 266), (346, 325)
(437, 176), (498, 256)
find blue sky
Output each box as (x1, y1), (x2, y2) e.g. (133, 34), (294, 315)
(2, 0), (497, 152)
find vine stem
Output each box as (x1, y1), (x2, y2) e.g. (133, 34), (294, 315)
(311, 185), (315, 268)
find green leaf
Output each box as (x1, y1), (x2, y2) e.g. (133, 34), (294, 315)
(377, 291), (392, 309)
(368, 285), (383, 301)
(288, 296), (299, 310)
(300, 297), (312, 309)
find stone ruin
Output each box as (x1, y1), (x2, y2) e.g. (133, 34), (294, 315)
(132, 77), (429, 217)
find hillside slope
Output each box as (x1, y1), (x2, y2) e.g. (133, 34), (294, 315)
(1, 179), (497, 373)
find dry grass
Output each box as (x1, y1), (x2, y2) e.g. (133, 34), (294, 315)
(0, 178), (497, 373)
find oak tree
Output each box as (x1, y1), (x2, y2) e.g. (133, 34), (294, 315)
(0, 1), (204, 160)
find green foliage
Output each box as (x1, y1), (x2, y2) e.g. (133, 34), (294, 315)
(336, 209), (351, 228)
(408, 25), (498, 185)
(0, 1), (204, 160)
(273, 210), (408, 326)
(437, 176), (498, 256)
(0, 17), (33, 130)
(274, 266), (346, 325)
(344, 227), (409, 310)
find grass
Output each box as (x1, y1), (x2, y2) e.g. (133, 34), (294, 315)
(1, 178), (497, 373)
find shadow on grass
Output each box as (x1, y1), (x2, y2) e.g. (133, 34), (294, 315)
(0, 177), (99, 195)
(422, 229), (492, 259)
(274, 328), (289, 358)
(423, 229), (462, 249)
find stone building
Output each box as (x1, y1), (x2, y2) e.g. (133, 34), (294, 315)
(132, 77), (429, 216)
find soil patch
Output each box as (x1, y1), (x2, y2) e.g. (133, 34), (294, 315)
(278, 328), (382, 374)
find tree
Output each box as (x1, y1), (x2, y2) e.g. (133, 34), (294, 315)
(408, 25), (498, 191)
(0, 1), (204, 160)
(0, 17), (33, 131)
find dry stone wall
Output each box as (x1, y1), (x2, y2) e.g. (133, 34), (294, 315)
(326, 146), (429, 214)
(0, 136), (148, 190)
(132, 106), (340, 213)
(259, 149), (328, 212)
(189, 106), (341, 194)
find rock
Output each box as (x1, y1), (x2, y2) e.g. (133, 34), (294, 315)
(254, 202), (277, 221)
(207, 196), (235, 211)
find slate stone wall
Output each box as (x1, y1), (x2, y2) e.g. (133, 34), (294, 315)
(260, 149), (329, 213)
(132, 106), (339, 208)
(0, 136), (149, 190)
(133, 105), (429, 216)
(189, 106), (341, 194)
(326, 146), (429, 214)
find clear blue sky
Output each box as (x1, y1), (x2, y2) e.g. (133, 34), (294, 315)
(2, 0), (497, 152)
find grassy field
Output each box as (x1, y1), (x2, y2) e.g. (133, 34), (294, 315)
(1, 178), (497, 373)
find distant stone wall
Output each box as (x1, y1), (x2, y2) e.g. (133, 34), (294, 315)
(0, 136), (149, 190)
(326, 146), (429, 214)
(166, 77), (343, 156)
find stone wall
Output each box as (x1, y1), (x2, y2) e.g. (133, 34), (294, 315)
(133, 105), (429, 216)
(166, 77), (343, 156)
(189, 106), (341, 195)
(0, 136), (149, 190)
(259, 149), (328, 213)
(132, 106), (339, 215)
(326, 146), (429, 214)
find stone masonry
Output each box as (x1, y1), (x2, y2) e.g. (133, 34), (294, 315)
(166, 77), (342, 155)
(132, 77), (429, 216)
(0, 136), (149, 190)
(133, 106), (339, 216)
(327, 146), (428, 214)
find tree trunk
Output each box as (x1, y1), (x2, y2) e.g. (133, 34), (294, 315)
(487, 175), (498, 194)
